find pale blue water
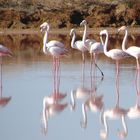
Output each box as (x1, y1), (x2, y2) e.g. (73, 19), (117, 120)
(0, 32), (140, 140)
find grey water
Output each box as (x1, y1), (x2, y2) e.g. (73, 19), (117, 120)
(0, 31), (140, 140)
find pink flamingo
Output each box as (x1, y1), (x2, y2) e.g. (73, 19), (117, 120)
(80, 20), (104, 77)
(70, 20), (96, 64)
(40, 22), (68, 93)
(100, 29), (131, 75)
(0, 44), (12, 107)
(118, 26), (140, 70)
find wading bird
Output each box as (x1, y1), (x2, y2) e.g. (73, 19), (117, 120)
(40, 22), (68, 91)
(100, 29), (130, 75)
(118, 26), (140, 70)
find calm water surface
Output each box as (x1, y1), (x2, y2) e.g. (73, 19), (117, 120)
(0, 31), (140, 140)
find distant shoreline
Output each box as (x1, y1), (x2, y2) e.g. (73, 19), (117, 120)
(1, 27), (140, 35)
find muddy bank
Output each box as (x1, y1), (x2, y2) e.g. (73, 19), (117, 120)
(0, 0), (140, 29)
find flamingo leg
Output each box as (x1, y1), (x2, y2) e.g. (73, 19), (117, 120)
(94, 53), (104, 77)
(90, 53), (93, 77)
(82, 60), (85, 87)
(52, 57), (57, 93)
(82, 52), (85, 64)
(136, 58), (140, 70)
(115, 61), (120, 107)
(56, 58), (61, 93)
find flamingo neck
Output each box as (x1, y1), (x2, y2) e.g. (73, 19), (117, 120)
(43, 31), (48, 52)
(82, 24), (87, 43)
(122, 29), (128, 51)
(71, 32), (76, 49)
(102, 32), (109, 57)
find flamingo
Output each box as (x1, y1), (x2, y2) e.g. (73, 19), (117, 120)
(80, 20), (104, 77)
(118, 26), (140, 70)
(80, 20), (96, 48)
(70, 20), (96, 63)
(40, 22), (68, 92)
(100, 29), (131, 75)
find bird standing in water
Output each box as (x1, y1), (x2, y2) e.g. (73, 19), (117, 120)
(40, 22), (68, 93)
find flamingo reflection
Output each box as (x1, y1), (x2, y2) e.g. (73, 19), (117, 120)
(42, 71), (67, 134)
(42, 94), (67, 135)
(70, 60), (91, 111)
(80, 76), (104, 129)
(100, 70), (128, 139)
(127, 68), (140, 119)
(0, 90), (11, 107)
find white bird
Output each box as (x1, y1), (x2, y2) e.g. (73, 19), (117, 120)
(70, 28), (88, 63)
(70, 20), (96, 63)
(118, 26), (140, 70)
(100, 29), (130, 74)
(80, 20), (96, 48)
(80, 20), (104, 77)
(40, 22), (68, 91)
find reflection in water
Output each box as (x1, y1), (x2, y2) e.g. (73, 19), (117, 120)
(42, 93), (67, 135)
(80, 76), (104, 129)
(1, 30), (140, 139)
(70, 60), (91, 111)
(127, 69), (140, 119)
(100, 69), (128, 139)
(40, 23), (68, 134)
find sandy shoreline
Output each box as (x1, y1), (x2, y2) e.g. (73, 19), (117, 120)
(1, 27), (140, 35)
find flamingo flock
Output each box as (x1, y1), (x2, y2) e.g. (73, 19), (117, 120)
(1, 20), (140, 138)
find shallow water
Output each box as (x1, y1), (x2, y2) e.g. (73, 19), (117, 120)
(0, 31), (140, 140)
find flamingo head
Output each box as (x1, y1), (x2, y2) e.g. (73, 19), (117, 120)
(117, 26), (127, 33)
(100, 30), (108, 36)
(70, 28), (75, 36)
(40, 22), (50, 33)
(80, 20), (87, 26)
